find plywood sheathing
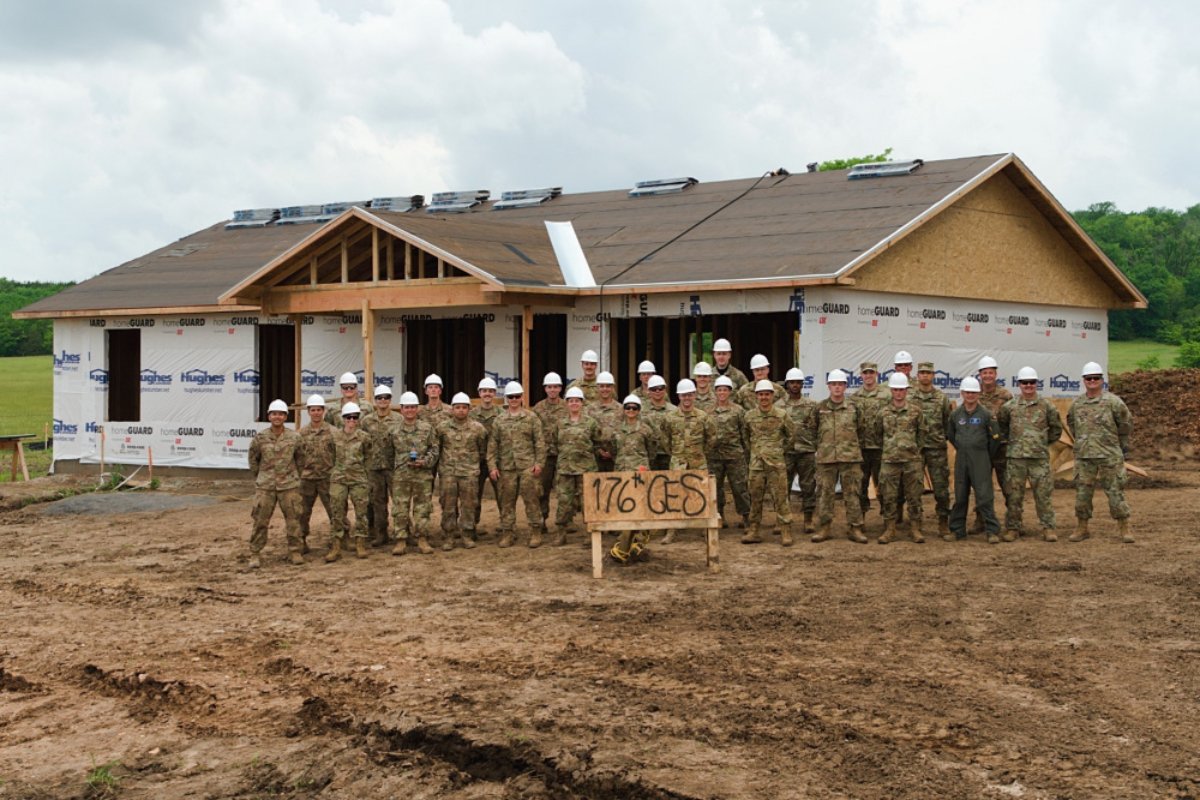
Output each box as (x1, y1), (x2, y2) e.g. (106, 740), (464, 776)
(847, 168), (1125, 309)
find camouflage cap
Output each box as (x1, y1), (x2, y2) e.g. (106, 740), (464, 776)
(859, 361), (878, 373)
(917, 361), (935, 372)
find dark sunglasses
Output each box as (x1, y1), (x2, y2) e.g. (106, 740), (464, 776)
(1019, 380), (1038, 386)
(343, 414), (360, 420)
(623, 404), (640, 410)
(1083, 375), (1103, 381)
(649, 386), (666, 391)
(340, 384), (357, 390)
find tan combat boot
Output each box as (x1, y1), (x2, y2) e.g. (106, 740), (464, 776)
(1068, 518), (1089, 543)
(938, 516), (953, 542)
(780, 524), (794, 547)
(247, 554), (261, 569)
(392, 538), (408, 556)
(355, 538), (368, 558)
(811, 523), (832, 543)
(661, 529), (677, 545)
(1118, 518), (1134, 543)
(289, 551), (306, 566)
(878, 520), (896, 545)
(324, 537), (343, 563)
(741, 524), (763, 544)
(462, 533), (477, 549)
(909, 519), (925, 544)
(497, 532), (514, 548)
(803, 512), (815, 533)
(416, 536), (434, 555)
(300, 536), (310, 555)
(1042, 528), (1057, 542)
(1001, 529), (1019, 543)
(847, 526), (868, 544)
(528, 530), (543, 549)
(552, 528), (567, 547)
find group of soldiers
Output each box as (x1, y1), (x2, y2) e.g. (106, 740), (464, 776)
(245, 340), (1136, 568)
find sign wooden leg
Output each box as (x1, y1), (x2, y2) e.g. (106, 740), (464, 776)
(591, 527), (603, 579)
(706, 525), (720, 574)
(17, 443), (28, 482)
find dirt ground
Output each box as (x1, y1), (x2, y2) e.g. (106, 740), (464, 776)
(1, 459), (1198, 800)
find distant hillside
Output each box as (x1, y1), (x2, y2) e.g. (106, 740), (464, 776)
(0, 279), (74, 356)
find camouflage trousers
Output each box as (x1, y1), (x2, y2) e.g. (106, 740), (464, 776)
(922, 447), (951, 518)
(816, 463), (864, 528)
(391, 470), (434, 541)
(1074, 459), (1130, 521)
(498, 469), (544, 533)
(786, 451), (817, 514)
(879, 461), (923, 524)
(299, 478), (332, 540)
(475, 460), (497, 527)
(859, 448), (883, 514)
(330, 482), (369, 540)
(749, 466), (792, 526)
(250, 488), (302, 554)
(540, 454), (558, 522)
(368, 469), (392, 539)
(554, 472), (584, 528)
(1005, 457), (1055, 532)
(441, 475), (480, 535)
(709, 455), (750, 519)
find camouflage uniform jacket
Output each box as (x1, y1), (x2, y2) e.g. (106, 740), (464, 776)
(613, 419), (658, 471)
(487, 408), (546, 472)
(997, 395), (1063, 459)
(360, 408), (401, 470)
(783, 396), (818, 453)
(326, 395), (364, 427)
(979, 386), (1014, 418)
(565, 377), (599, 404)
(533, 399), (570, 456)
(418, 403), (449, 431)
(469, 404), (500, 435)
(633, 386), (652, 405)
(330, 428), (371, 486)
(438, 417), (488, 478)
(877, 402), (925, 463)
(912, 386), (953, 449)
(299, 423), (335, 480)
(586, 401), (622, 445)
(850, 385), (887, 449)
(391, 419), (440, 473)
(694, 388), (716, 412)
(707, 404), (749, 461)
(553, 415), (604, 475)
(667, 407), (716, 469)
(744, 405), (795, 470)
(643, 401), (678, 461)
(249, 428), (303, 490)
(715, 364), (749, 390)
(1067, 392), (1131, 464)
(736, 380), (785, 410)
(811, 399), (866, 465)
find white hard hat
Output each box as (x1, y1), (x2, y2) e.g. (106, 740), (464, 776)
(373, 384), (392, 397)
(597, 371), (615, 385)
(647, 375), (666, 389)
(580, 349), (599, 363)
(714, 376), (734, 389)
(960, 376), (981, 393)
(565, 387), (585, 400)
(784, 367), (804, 383)
(339, 372), (358, 386)
(451, 392), (471, 405)
(424, 373), (442, 387)
(1017, 366), (1039, 382)
(306, 394), (326, 408)
(692, 362), (713, 376)
(1082, 361), (1104, 377)
(677, 378), (697, 394)
(827, 369), (848, 384)
(893, 351), (913, 365)
(268, 399), (289, 414)
(713, 338), (732, 352)
(754, 379), (775, 393)
(887, 373), (909, 390)
(478, 377), (497, 391)
(398, 391), (420, 406)
(637, 360), (656, 374)
(749, 354), (770, 370)
(543, 371), (563, 386)
(504, 381), (524, 396)
(341, 402), (361, 416)
(978, 356), (999, 370)
(623, 394), (642, 406)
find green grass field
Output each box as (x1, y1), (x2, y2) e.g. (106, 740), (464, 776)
(0, 355), (53, 481)
(1108, 339), (1181, 374)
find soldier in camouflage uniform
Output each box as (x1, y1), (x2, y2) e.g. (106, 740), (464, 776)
(326, 402), (371, 561)
(298, 395), (335, 554)
(633, 360), (656, 405)
(247, 399), (305, 567)
(975, 356), (1013, 531)
(913, 361), (954, 537)
(693, 362), (716, 412)
(439, 393), (488, 550)
(471, 377), (501, 532)
(566, 349), (600, 403)
(782, 368), (818, 532)
(946, 377), (1002, 543)
(850, 362), (886, 519)
(743, 380), (797, 546)
(608, 395), (660, 563)
(708, 376), (750, 527)
(326, 372), (364, 427)
(418, 374), (449, 430)
(810, 370), (868, 544)
(660, 379), (716, 544)
(361, 385), (400, 546)
(488, 381), (547, 548)
(736, 354), (785, 409)
(390, 391), (440, 555)
(643, 375), (677, 470)
(876, 373), (926, 544)
(551, 387), (605, 544)
(712, 338), (749, 391)
(533, 372), (568, 524)
(1067, 362), (1134, 543)
(997, 367), (1063, 541)
(587, 371), (621, 471)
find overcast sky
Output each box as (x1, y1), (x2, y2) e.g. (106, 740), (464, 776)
(2, 0), (1196, 284)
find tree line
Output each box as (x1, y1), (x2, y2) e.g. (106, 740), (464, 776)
(0, 279), (73, 357)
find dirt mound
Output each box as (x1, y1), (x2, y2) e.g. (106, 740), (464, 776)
(1111, 368), (1200, 462)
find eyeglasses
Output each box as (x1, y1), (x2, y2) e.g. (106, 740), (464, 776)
(1084, 376), (1103, 381)
(343, 414), (360, 420)
(623, 405), (640, 410)
(649, 386), (665, 391)
(341, 385), (357, 390)
(1019, 380), (1038, 386)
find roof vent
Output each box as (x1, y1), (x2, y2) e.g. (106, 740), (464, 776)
(628, 177), (698, 197)
(847, 160), (924, 180)
(427, 190), (490, 213)
(276, 201), (365, 226)
(225, 208), (280, 230)
(369, 195), (424, 212)
(493, 186), (562, 210)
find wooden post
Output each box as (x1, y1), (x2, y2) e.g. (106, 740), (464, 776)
(706, 525), (720, 573)
(309, 255), (317, 286)
(591, 528), (603, 579)
(404, 241), (412, 280)
(340, 237), (349, 283)
(371, 228), (380, 283)
(522, 306), (533, 407)
(99, 427), (105, 479)
(386, 236), (395, 280)
(147, 447), (154, 485)
(43, 421), (49, 450)
(293, 315), (303, 429)
(362, 299), (374, 391)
